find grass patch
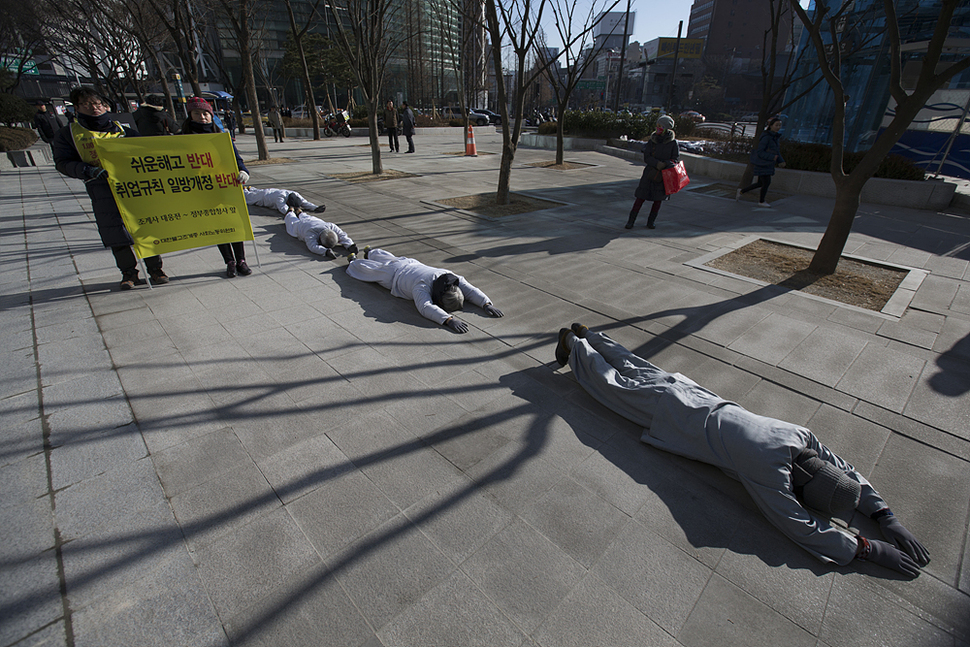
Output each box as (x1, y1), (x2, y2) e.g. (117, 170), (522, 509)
(244, 157), (297, 166)
(524, 160), (594, 170)
(436, 192), (562, 218)
(706, 239), (907, 311)
(330, 169), (418, 183)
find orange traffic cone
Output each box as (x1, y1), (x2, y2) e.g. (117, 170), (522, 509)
(465, 124), (478, 157)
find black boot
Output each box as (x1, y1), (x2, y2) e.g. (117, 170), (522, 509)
(625, 212), (637, 229)
(646, 212), (658, 229)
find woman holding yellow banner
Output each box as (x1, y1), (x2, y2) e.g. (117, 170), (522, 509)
(52, 86), (169, 290)
(181, 96), (253, 278)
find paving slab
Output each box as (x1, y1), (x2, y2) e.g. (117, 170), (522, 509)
(3, 132), (969, 647)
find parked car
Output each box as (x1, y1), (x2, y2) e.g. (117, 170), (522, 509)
(441, 106), (489, 126)
(679, 110), (706, 123)
(471, 108), (502, 125)
(291, 105), (323, 119)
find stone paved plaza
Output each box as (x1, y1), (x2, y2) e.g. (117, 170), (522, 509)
(2, 130), (969, 646)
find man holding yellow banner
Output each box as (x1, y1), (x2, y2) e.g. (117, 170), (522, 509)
(93, 129), (253, 272)
(52, 86), (169, 290)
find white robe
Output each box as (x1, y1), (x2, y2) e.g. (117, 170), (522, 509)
(284, 212), (354, 255)
(245, 187), (318, 216)
(347, 248), (490, 325)
(568, 331), (887, 565)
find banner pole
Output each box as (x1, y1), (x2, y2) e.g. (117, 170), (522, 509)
(250, 239), (261, 268)
(139, 257), (153, 290)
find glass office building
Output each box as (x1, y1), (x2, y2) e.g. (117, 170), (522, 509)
(784, 0), (970, 176)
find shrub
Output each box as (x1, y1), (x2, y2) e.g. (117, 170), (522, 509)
(351, 106), (368, 120)
(780, 141), (925, 180)
(0, 93), (34, 126)
(537, 121), (558, 135)
(0, 125), (38, 151)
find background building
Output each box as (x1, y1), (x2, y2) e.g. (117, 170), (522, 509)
(783, 0), (970, 177)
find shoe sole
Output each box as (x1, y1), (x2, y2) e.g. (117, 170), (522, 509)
(555, 328), (572, 367)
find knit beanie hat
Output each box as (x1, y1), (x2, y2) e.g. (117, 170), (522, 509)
(792, 448), (861, 515)
(657, 115), (675, 131)
(186, 97), (214, 115)
(432, 273), (463, 311)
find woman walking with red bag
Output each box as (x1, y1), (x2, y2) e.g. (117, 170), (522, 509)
(627, 115), (680, 230)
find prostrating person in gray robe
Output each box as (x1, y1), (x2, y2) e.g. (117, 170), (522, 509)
(284, 211), (357, 259)
(554, 325), (930, 577)
(346, 248), (504, 333)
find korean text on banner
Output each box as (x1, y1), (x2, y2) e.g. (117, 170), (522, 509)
(93, 133), (253, 258)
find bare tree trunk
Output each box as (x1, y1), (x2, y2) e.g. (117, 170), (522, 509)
(283, 0), (321, 139)
(792, 0), (970, 274)
(367, 105), (382, 174)
(809, 179), (862, 274)
(237, 0), (268, 160)
(555, 120), (565, 165)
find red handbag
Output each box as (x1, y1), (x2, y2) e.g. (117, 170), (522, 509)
(662, 161), (690, 195)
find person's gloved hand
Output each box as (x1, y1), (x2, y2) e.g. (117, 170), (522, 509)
(484, 304), (504, 318)
(347, 244), (359, 255)
(865, 539), (921, 577)
(237, 170), (250, 184)
(323, 248), (337, 259)
(84, 166), (108, 181)
(445, 317), (468, 333)
(655, 161), (666, 170)
(879, 516), (930, 566)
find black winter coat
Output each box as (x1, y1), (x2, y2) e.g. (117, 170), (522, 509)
(635, 130), (680, 202)
(401, 108), (415, 136)
(750, 130), (784, 176)
(52, 120), (140, 248)
(133, 105), (178, 136)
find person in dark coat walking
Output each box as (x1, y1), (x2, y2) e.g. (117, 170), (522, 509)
(383, 100), (400, 152)
(222, 109), (237, 139)
(133, 96), (178, 136)
(737, 117), (785, 207)
(33, 102), (62, 143)
(627, 115), (680, 230)
(180, 96), (253, 278)
(401, 101), (416, 153)
(52, 86), (168, 290)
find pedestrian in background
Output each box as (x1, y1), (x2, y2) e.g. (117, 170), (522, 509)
(401, 101), (416, 153)
(737, 116), (786, 207)
(222, 109), (237, 139)
(626, 114), (680, 230)
(268, 106), (285, 143)
(384, 100), (399, 153)
(33, 101), (61, 143)
(133, 95), (178, 136)
(181, 96), (253, 278)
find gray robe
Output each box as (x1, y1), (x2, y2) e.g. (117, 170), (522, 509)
(568, 331), (887, 565)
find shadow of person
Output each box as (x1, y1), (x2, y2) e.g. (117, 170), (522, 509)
(928, 331), (970, 396)
(445, 231), (612, 264)
(329, 265), (441, 330)
(257, 222), (342, 262)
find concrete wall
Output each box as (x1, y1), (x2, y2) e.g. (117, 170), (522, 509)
(519, 133), (957, 211)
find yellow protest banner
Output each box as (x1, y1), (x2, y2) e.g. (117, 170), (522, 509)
(93, 133), (253, 258)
